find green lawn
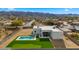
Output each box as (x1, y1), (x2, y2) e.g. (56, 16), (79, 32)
(7, 38), (53, 49)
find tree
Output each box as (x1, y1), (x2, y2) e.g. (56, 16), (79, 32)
(11, 18), (24, 26)
(43, 20), (54, 25)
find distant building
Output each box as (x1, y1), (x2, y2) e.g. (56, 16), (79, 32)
(59, 27), (71, 33)
(71, 22), (79, 31)
(0, 20), (12, 26)
(59, 21), (74, 32)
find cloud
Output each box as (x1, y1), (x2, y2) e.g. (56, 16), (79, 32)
(65, 9), (69, 11)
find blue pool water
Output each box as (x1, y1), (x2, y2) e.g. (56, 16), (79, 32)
(16, 36), (36, 40)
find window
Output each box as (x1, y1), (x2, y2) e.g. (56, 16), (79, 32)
(43, 32), (50, 37)
(34, 31), (36, 33)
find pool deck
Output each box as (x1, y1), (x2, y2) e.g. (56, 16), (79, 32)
(16, 36), (36, 40)
(0, 29), (33, 48)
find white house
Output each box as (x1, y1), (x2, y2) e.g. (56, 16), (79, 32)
(33, 26), (64, 39)
(59, 22), (73, 32)
(71, 22), (79, 31)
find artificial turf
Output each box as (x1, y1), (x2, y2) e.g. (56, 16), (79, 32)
(7, 38), (53, 49)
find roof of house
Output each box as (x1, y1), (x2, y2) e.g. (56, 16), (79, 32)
(74, 26), (79, 30)
(59, 28), (71, 32)
(33, 26), (62, 32)
(71, 22), (79, 25)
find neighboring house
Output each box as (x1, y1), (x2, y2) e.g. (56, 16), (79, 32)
(33, 26), (64, 39)
(0, 20), (12, 26)
(71, 22), (79, 31)
(74, 25), (79, 31)
(62, 21), (73, 29)
(59, 27), (71, 33)
(59, 21), (74, 32)
(59, 25), (72, 33)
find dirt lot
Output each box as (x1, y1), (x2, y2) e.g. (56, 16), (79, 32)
(15, 29), (32, 36)
(0, 28), (33, 48)
(0, 30), (13, 41)
(63, 36), (79, 48)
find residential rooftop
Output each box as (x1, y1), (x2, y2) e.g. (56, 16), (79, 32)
(33, 26), (62, 32)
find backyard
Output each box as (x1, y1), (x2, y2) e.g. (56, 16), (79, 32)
(7, 38), (53, 49)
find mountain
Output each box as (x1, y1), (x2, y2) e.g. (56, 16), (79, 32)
(0, 11), (79, 20)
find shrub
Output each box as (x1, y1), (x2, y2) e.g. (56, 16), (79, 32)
(11, 19), (24, 26)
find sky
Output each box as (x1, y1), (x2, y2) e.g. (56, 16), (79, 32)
(0, 8), (79, 14)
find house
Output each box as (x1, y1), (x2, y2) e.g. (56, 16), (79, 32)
(59, 21), (74, 33)
(59, 27), (71, 33)
(59, 25), (72, 33)
(71, 22), (79, 31)
(62, 21), (73, 29)
(0, 20), (12, 26)
(33, 26), (64, 39)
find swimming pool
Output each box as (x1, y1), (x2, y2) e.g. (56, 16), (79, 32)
(16, 36), (36, 40)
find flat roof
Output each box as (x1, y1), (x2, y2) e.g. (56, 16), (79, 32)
(33, 26), (62, 32)
(34, 26), (56, 29)
(71, 22), (79, 25)
(74, 26), (79, 30)
(52, 28), (62, 32)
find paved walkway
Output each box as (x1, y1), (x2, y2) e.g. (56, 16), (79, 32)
(63, 37), (79, 48)
(51, 39), (66, 48)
